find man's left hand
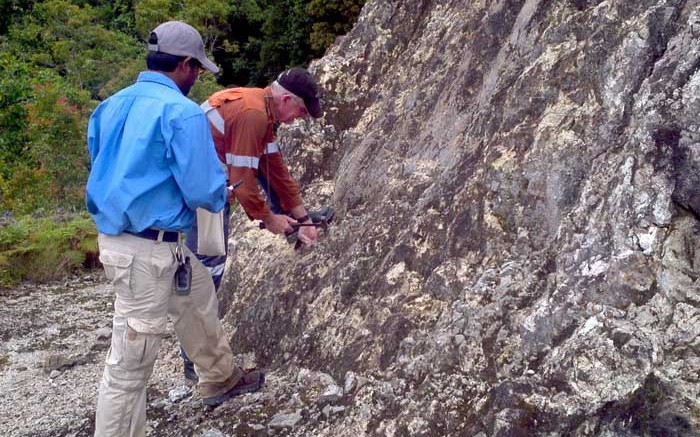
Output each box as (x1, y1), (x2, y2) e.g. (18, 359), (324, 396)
(297, 221), (318, 248)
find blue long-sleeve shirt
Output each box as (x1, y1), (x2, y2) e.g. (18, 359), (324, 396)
(86, 71), (226, 235)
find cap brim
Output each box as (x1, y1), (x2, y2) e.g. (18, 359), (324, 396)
(306, 98), (322, 118)
(200, 58), (219, 74)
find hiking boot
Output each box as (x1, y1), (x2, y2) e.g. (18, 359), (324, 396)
(201, 368), (265, 407)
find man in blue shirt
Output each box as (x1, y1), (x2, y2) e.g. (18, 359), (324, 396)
(86, 21), (264, 437)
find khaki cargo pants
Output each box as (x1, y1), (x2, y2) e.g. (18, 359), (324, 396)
(94, 233), (242, 437)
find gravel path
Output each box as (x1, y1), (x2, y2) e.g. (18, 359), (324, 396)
(1, 275), (111, 436)
(0, 275), (273, 437)
(0, 275), (365, 437)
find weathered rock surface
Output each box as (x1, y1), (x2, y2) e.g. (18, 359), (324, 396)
(224, 0), (700, 435)
(4, 1), (700, 436)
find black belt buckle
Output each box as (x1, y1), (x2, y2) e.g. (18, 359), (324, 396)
(125, 228), (179, 242)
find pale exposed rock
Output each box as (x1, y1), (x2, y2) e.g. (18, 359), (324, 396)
(95, 327), (112, 341)
(285, 392), (303, 409)
(317, 372), (336, 387)
(343, 371), (358, 394)
(268, 412), (303, 429)
(168, 385), (191, 403)
(43, 353), (85, 372)
(317, 384), (343, 406)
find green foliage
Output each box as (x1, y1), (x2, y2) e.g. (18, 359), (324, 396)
(0, 0), (36, 35)
(189, 72), (222, 104)
(0, 167), (53, 214)
(0, 213), (98, 287)
(97, 57), (143, 100)
(257, 0), (313, 80)
(0, 53), (92, 214)
(134, 0), (172, 38)
(134, 0), (230, 48)
(215, 0), (315, 86)
(307, 0), (365, 52)
(0, 53), (32, 176)
(3, 0), (142, 98)
(24, 75), (92, 212)
(93, 0), (138, 35)
(2, 0), (365, 90)
(217, 0), (266, 85)
(214, 0), (364, 86)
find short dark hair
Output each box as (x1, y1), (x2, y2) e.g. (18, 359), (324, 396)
(145, 54), (202, 72)
(146, 51), (183, 72)
(188, 58), (202, 69)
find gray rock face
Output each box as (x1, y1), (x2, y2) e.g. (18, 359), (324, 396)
(225, 0), (700, 435)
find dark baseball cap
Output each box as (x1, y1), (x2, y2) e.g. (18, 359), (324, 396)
(277, 68), (322, 118)
(148, 21), (219, 73)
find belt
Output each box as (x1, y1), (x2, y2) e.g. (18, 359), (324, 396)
(124, 228), (180, 243)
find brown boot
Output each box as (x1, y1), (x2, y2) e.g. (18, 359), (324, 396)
(201, 368), (265, 406)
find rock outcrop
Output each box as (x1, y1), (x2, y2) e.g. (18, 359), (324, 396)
(224, 1), (700, 435)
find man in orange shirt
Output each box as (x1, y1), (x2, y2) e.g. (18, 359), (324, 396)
(181, 67), (327, 382)
(203, 67), (323, 241)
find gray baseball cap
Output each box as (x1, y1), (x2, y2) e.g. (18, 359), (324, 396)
(148, 21), (219, 73)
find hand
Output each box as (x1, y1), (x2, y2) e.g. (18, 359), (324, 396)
(263, 213), (295, 235)
(297, 223), (318, 248)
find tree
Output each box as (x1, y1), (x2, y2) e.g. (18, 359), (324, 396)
(216, 0), (266, 86)
(0, 0), (36, 35)
(68, 0), (137, 35)
(3, 0), (141, 99)
(0, 53), (32, 177)
(213, 0), (313, 86)
(134, 0), (230, 50)
(0, 52), (91, 214)
(257, 0), (312, 80)
(133, 0), (239, 84)
(214, 0), (365, 86)
(24, 74), (92, 212)
(307, 0), (365, 53)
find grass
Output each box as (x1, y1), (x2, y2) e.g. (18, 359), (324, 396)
(0, 212), (99, 288)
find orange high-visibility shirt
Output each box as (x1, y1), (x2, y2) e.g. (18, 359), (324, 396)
(203, 87), (302, 220)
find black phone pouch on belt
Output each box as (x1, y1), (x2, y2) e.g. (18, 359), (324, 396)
(174, 243), (192, 296)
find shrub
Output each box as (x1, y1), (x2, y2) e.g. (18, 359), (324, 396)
(0, 54), (92, 214)
(0, 213), (98, 288)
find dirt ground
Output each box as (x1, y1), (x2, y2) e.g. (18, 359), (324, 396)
(0, 274), (299, 437)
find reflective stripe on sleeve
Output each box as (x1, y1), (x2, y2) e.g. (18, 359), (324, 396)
(207, 263), (225, 277)
(264, 142), (279, 154)
(200, 101), (225, 134)
(226, 154), (260, 169)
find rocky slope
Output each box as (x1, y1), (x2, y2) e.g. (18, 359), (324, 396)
(225, 0), (700, 435)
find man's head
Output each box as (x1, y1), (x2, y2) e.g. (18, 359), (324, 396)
(270, 68), (322, 122)
(146, 21), (218, 95)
